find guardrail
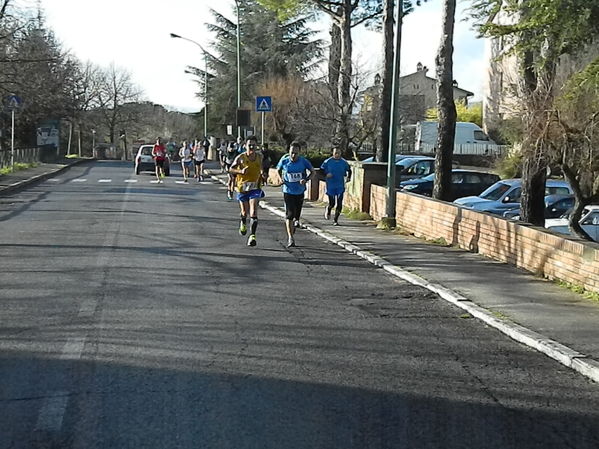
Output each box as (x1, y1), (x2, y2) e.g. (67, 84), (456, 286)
(0, 147), (40, 168)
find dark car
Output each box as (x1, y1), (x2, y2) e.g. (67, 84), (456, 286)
(502, 194), (575, 220)
(399, 169), (500, 201)
(134, 144), (170, 176)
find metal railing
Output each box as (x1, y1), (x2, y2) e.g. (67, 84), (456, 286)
(0, 147), (41, 169)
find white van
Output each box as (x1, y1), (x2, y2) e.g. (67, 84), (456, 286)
(416, 121), (503, 155)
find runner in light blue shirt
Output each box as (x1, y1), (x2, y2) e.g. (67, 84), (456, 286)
(320, 147), (352, 225)
(276, 141), (314, 247)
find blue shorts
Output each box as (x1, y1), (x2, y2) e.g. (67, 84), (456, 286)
(237, 189), (265, 202)
(326, 186), (345, 197)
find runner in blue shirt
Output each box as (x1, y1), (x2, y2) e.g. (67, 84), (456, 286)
(320, 147), (352, 225)
(276, 141), (314, 248)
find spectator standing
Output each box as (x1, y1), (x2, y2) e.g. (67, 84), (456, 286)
(225, 142), (239, 200)
(276, 141), (314, 248)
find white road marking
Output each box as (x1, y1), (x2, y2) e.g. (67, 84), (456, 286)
(71, 179), (87, 183)
(60, 337), (85, 360)
(35, 392), (69, 432)
(175, 180), (189, 184)
(200, 181), (212, 185)
(78, 299), (97, 318)
(48, 178), (61, 182)
(150, 180), (162, 184)
(124, 179), (138, 183)
(98, 179), (112, 183)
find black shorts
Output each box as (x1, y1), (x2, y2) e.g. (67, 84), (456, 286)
(284, 193), (304, 220)
(194, 159), (205, 165)
(155, 159), (165, 168)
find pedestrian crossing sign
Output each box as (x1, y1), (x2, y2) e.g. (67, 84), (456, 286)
(255, 96), (272, 112)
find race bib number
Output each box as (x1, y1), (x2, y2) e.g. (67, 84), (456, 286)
(241, 181), (258, 192)
(285, 172), (303, 183)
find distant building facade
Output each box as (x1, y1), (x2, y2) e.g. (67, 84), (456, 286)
(358, 63), (475, 125)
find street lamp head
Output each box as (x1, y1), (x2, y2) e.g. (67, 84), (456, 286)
(170, 33), (181, 39)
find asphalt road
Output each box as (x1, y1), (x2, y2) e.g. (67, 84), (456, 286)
(1, 160), (598, 449)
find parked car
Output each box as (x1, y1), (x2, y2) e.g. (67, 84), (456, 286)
(361, 154), (418, 163)
(399, 169), (500, 201)
(545, 205), (599, 242)
(502, 194), (575, 220)
(454, 179), (572, 216)
(134, 144), (170, 176)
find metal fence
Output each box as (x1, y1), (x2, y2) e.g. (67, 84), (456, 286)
(418, 143), (510, 156)
(0, 147), (41, 169)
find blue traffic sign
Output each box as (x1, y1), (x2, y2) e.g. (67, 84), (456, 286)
(255, 96), (272, 112)
(5, 94), (22, 110)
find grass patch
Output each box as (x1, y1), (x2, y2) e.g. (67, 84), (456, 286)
(0, 162), (38, 175)
(490, 309), (510, 320)
(342, 207), (372, 220)
(556, 280), (599, 302)
(427, 236), (449, 246)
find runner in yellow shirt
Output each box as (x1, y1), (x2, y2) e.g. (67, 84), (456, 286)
(228, 136), (265, 246)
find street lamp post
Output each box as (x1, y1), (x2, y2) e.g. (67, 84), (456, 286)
(235, 0), (242, 139)
(170, 33), (208, 138)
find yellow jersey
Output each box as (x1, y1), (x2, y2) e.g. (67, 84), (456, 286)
(235, 153), (263, 192)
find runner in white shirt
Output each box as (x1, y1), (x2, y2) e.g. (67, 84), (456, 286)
(179, 141), (193, 182)
(193, 139), (207, 182)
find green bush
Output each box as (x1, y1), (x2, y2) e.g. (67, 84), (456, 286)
(494, 150), (522, 179)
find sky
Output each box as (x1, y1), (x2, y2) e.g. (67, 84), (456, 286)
(36, 0), (487, 113)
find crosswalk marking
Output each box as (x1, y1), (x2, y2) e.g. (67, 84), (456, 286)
(98, 179), (112, 183)
(48, 178), (61, 182)
(71, 179), (87, 182)
(124, 179), (138, 183)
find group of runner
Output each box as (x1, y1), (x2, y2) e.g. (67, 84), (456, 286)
(178, 138), (209, 183)
(226, 136), (351, 248)
(154, 134), (351, 248)
(150, 137), (209, 183)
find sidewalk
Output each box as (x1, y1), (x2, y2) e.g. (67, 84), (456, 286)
(2, 161), (598, 384)
(207, 168), (599, 384)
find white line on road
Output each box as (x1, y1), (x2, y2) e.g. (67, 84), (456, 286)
(98, 179), (112, 183)
(35, 391), (69, 432)
(124, 179), (138, 183)
(71, 179), (87, 183)
(60, 337), (86, 360)
(47, 178), (61, 182)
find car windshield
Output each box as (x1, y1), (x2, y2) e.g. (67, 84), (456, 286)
(479, 182), (511, 201)
(422, 173), (435, 181)
(141, 148), (153, 155)
(397, 158), (422, 168)
(546, 186), (570, 195)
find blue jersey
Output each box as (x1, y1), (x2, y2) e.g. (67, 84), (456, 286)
(321, 157), (350, 192)
(277, 155), (313, 195)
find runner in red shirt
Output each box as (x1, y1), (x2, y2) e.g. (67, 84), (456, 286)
(152, 137), (167, 183)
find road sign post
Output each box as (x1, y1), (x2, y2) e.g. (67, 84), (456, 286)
(5, 95), (22, 169)
(255, 96), (272, 146)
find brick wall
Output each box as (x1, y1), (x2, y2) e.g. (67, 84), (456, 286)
(369, 184), (599, 293)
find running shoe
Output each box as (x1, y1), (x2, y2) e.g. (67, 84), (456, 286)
(160, 172), (165, 179)
(293, 219), (300, 228)
(227, 191), (233, 201)
(247, 234), (257, 246)
(324, 209), (331, 220)
(333, 221), (339, 226)
(239, 223), (247, 236)
(286, 237), (295, 248)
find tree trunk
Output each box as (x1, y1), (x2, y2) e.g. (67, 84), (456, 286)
(562, 163), (593, 241)
(432, 0), (457, 201)
(376, 0), (394, 163)
(328, 22), (341, 101)
(520, 157), (547, 225)
(335, 0), (352, 156)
